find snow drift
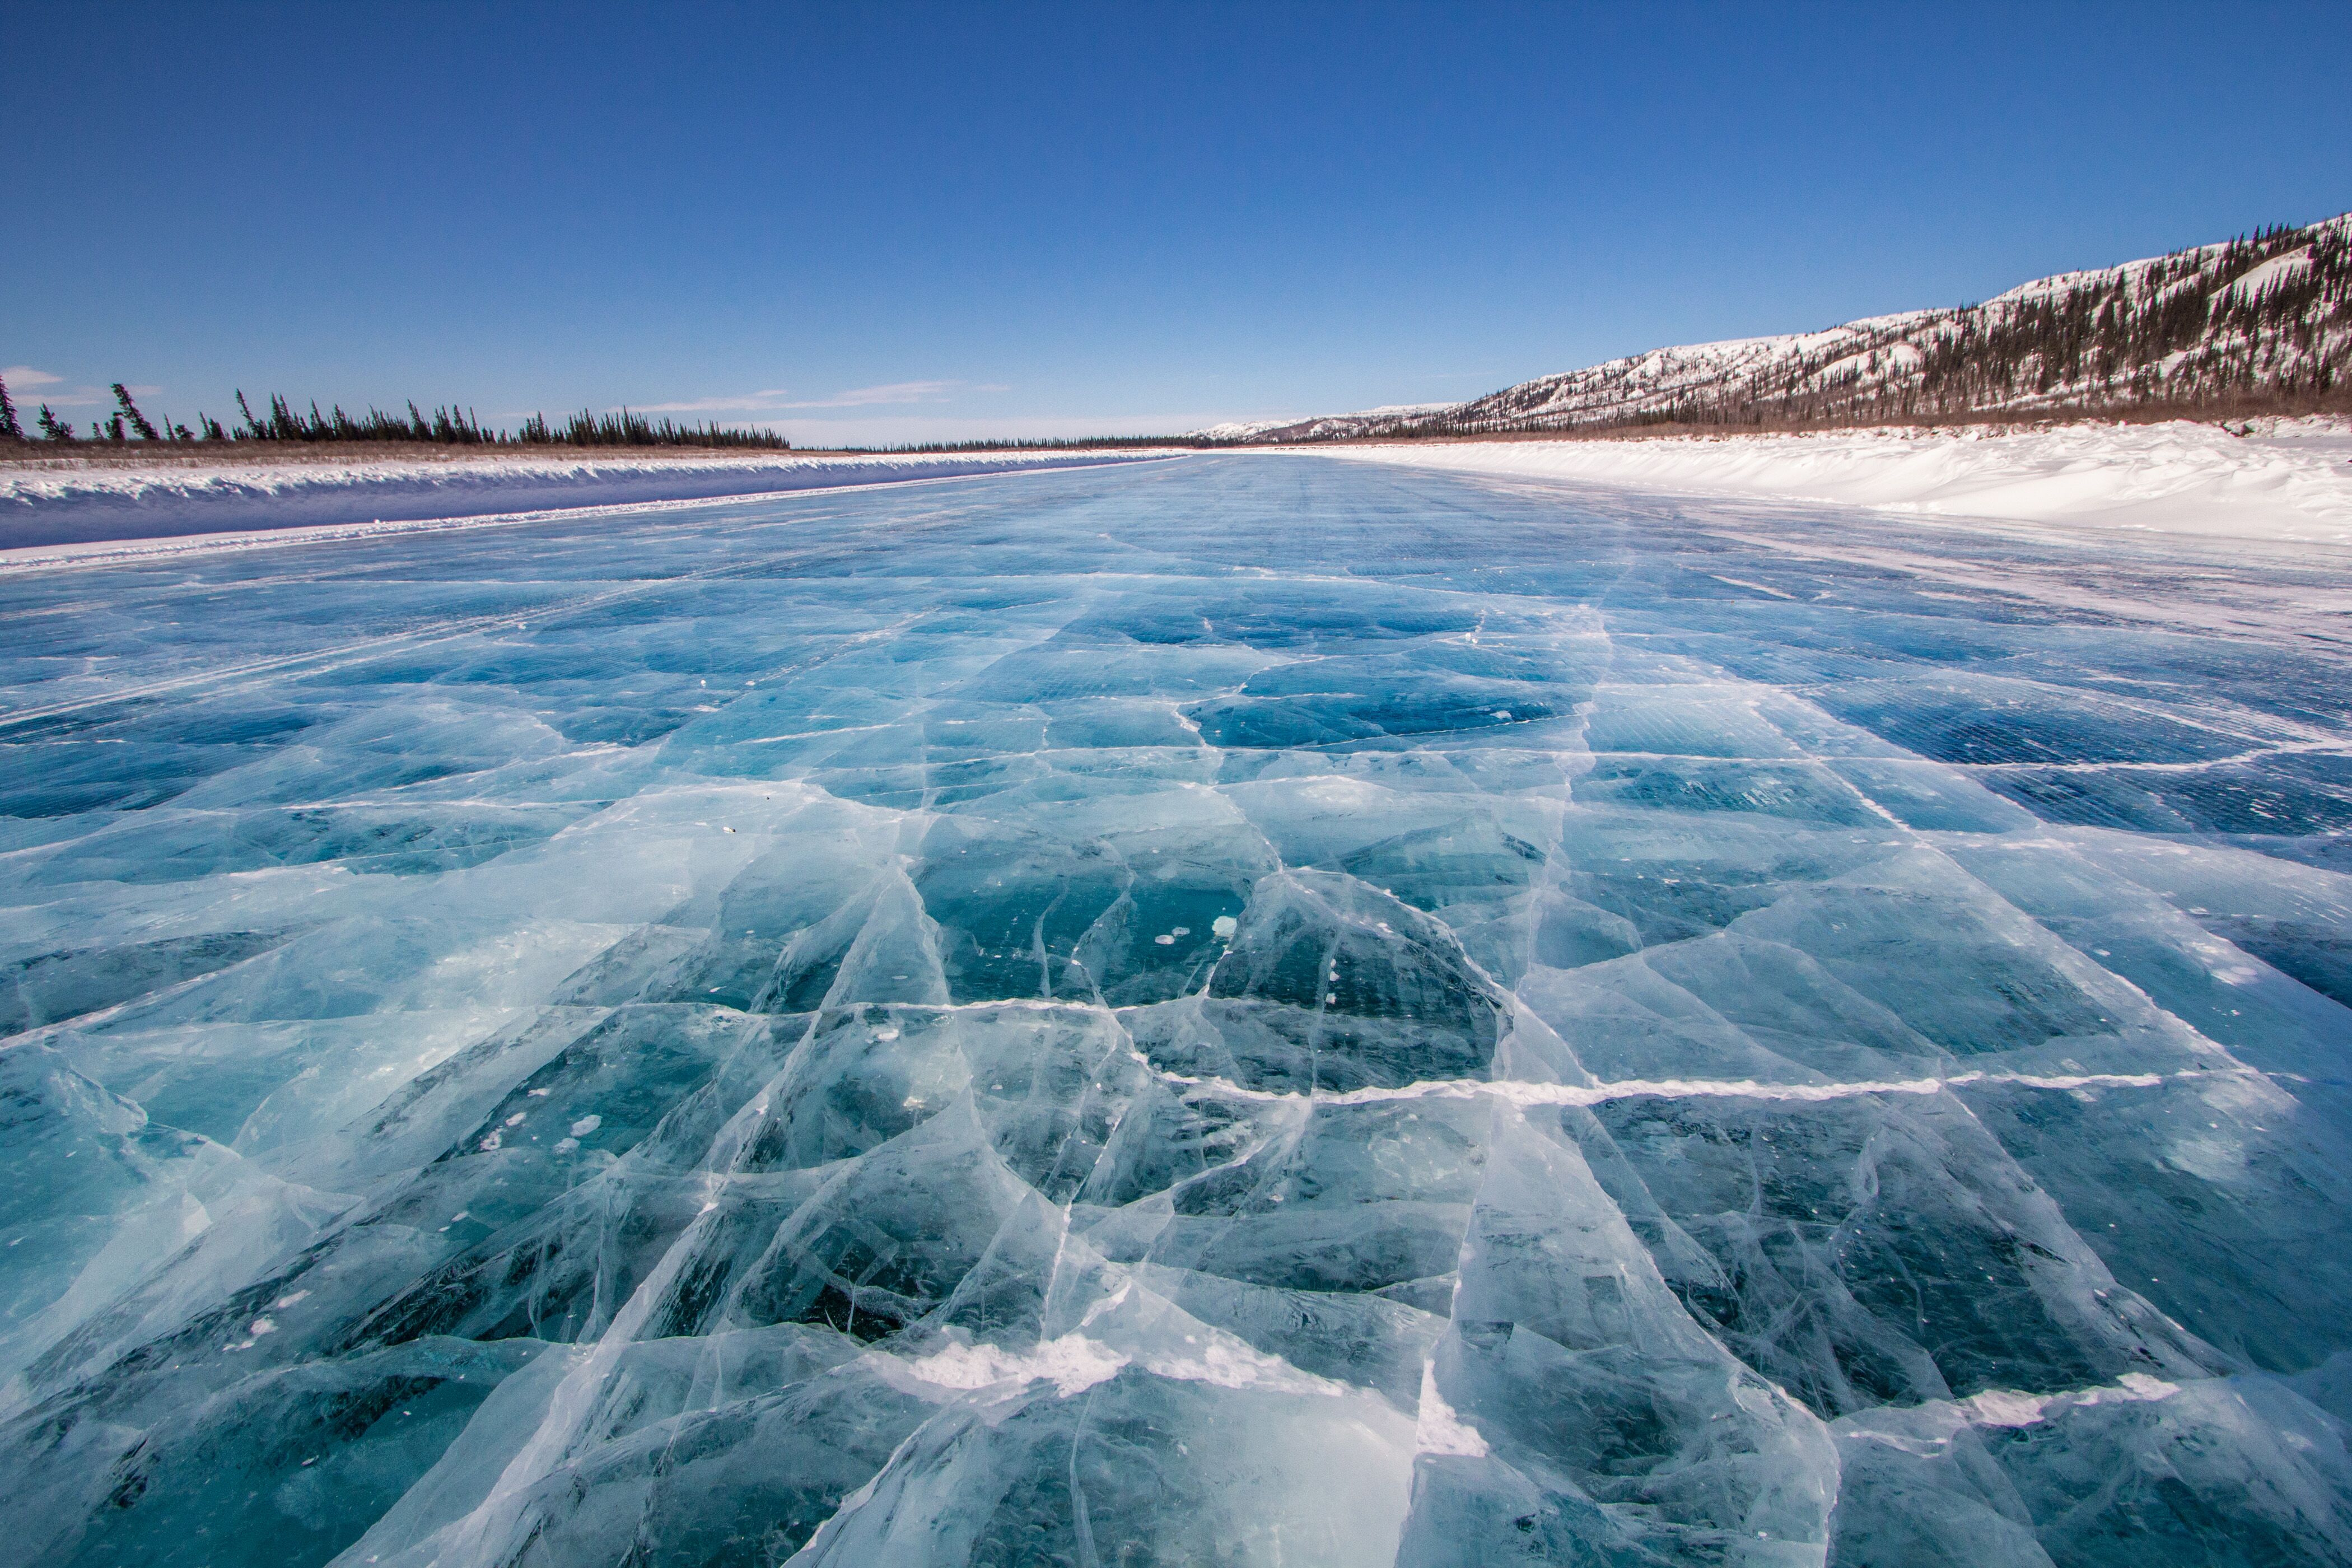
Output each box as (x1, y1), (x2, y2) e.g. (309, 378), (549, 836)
(1307, 418), (2352, 543)
(0, 449), (1169, 551)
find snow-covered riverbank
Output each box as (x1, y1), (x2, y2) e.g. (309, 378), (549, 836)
(11, 421), (2348, 559)
(0, 448), (1174, 554)
(1305, 418), (2352, 543)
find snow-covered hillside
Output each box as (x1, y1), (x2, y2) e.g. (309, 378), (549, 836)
(1248, 213), (2351, 440)
(1189, 404), (1454, 442)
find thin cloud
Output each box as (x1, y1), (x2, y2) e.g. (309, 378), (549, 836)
(803, 380), (955, 408)
(2, 366), (111, 407)
(629, 389), (796, 414)
(773, 410), (1231, 447)
(628, 380), (991, 414)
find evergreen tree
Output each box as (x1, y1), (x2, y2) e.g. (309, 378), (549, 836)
(0, 372), (22, 441)
(37, 405), (74, 442)
(112, 384), (161, 440)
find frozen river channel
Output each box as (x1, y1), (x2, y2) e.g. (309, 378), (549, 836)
(5, 454), (2352, 1566)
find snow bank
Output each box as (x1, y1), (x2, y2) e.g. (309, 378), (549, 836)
(1305, 418), (2352, 543)
(0, 449), (1170, 551)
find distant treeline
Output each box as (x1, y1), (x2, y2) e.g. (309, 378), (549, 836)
(881, 433), (1216, 453)
(0, 381), (1214, 456)
(0, 382), (791, 450)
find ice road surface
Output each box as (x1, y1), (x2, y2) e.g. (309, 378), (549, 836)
(3, 455), (2352, 1567)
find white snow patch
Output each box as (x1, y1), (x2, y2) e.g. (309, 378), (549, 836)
(1961, 1373), (2180, 1427)
(2224, 250), (2312, 304)
(0, 449), (1184, 563)
(1306, 418), (2352, 543)
(0, 449), (1175, 510)
(902, 1334), (1130, 1397)
(1138, 1334), (1348, 1397)
(1415, 1363), (1490, 1456)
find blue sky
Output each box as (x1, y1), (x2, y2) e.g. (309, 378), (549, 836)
(5, 2), (2349, 446)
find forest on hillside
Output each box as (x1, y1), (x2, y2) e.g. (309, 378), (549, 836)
(1259, 215), (2352, 442)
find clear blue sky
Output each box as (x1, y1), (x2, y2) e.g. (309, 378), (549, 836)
(6, 1), (2349, 446)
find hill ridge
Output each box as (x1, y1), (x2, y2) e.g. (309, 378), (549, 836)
(1235, 213), (2350, 441)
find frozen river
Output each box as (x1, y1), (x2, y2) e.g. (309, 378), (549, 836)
(4, 454), (2352, 1566)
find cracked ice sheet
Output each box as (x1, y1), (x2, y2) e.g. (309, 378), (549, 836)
(1, 454), (2351, 1566)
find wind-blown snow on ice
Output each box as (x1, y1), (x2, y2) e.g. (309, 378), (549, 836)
(3, 456), (2352, 1566)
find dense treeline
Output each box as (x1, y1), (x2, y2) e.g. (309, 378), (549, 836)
(1571, 221), (2339, 432)
(0, 379), (1194, 455)
(1894, 223), (2348, 417)
(516, 408), (792, 449)
(0, 382), (790, 450)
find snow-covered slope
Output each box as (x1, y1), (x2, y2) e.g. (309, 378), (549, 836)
(1188, 417), (1304, 441)
(1193, 404), (1455, 442)
(1253, 214), (2351, 440)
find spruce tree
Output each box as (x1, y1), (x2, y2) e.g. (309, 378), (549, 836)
(37, 405), (74, 442)
(112, 384), (161, 441)
(0, 372), (22, 441)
